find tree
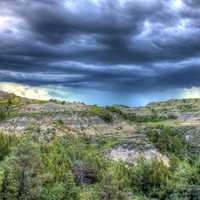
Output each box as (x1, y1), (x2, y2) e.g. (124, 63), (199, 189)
(130, 158), (171, 199)
(41, 172), (80, 200)
(0, 141), (43, 200)
(100, 167), (131, 200)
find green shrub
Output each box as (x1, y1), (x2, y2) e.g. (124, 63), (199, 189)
(0, 141), (43, 200)
(88, 105), (113, 123)
(0, 107), (8, 121)
(105, 106), (123, 115)
(145, 127), (190, 157)
(129, 158), (171, 199)
(100, 166), (131, 200)
(0, 104), (17, 121)
(0, 133), (18, 161)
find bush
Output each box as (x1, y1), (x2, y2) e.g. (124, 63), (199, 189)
(0, 141), (43, 200)
(129, 158), (171, 199)
(88, 105), (113, 123)
(100, 166), (131, 200)
(0, 107), (8, 121)
(146, 127), (190, 157)
(0, 133), (18, 161)
(105, 106), (123, 115)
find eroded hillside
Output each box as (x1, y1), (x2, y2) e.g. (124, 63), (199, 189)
(1, 92), (200, 163)
(0, 92), (200, 199)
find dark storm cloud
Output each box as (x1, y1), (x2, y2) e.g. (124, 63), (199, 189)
(184, 0), (200, 8)
(0, 0), (200, 95)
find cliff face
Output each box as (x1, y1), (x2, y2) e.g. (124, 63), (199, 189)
(0, 91), (200, 164)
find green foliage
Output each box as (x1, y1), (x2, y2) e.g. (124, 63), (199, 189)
(0, 141), (43, 200)
(93, 136), (122, 152)
(108, 105), (179, 124)
(123, 113), (170, 123)
(100, 175), (125, 200)
(79, 186), (100, 200)
(0, 102), (19, 121)
(0, 98), (20, 107)
(99, 165), (131, 200)
(88, 105), (113, 123)
(0, 129), (199, 199)
(105, 106), (123, 115)
(128, 155), (200, 199)
(178, 104), (193, 112)
(0, 133), (18, 161)
(129, 158), (171, 199)
(56, 119), (64, 126)
(0, 112), (6, 121)
(146, 126), (190, 157)
(168, 185), (200, 200)
(49, 99), (66, 105)
(106, 106), (174, 123)
(0, 106), (9, 121)
(41, 172), (79, 200)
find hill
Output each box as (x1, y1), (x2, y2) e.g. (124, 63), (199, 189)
(0, 91), (200, 199)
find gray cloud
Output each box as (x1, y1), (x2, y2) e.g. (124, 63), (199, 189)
(0, 0), (200, 103)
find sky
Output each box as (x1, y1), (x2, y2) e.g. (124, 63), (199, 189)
(0, 0), (200, 106)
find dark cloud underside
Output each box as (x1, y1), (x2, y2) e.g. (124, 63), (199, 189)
(0, 0), (200, 103)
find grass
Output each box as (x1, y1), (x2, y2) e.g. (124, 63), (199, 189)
(81, 135), (124, 153)
(146, 120), (179, 127)
(82, 105), (114, 123)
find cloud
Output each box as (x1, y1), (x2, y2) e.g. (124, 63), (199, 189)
(0, 82), (78, 102)
(181, 87), (200, 99)
(1, 82), (200, 107)
(0, 0), (200, 105)
(0, 82), (51, 100)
